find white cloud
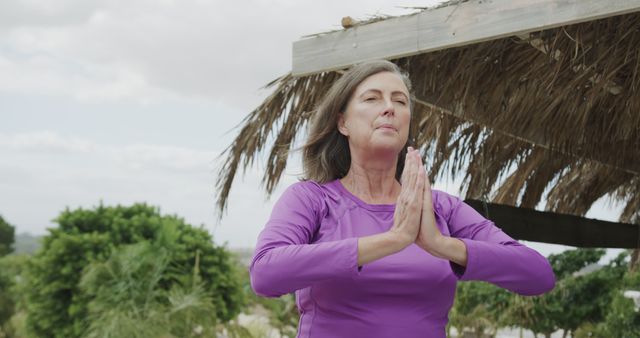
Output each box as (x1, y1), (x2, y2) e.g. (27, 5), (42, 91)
(0, 0), (440, 107)
(0, 34), (177, 103)
(0, 130), (298, 247)
(0, 0), (439, 249)
(0, 131), (216, 172)
(111, 143), (217, 173)
(0, 131), (95, 153)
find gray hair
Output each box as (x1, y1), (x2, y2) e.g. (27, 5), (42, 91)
(302, 60), (415, 183)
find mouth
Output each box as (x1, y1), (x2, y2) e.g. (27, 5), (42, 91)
(376, 124), (397, 132)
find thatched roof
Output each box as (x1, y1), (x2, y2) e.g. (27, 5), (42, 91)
(216, 1), (640, 229)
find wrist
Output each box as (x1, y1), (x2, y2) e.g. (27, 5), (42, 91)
(385, 231), (412, 251)
(429, 236), (468, 266)
(422, 233), (448, 258)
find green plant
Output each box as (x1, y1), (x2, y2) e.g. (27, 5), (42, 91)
(449, 281), (511, 337)
(80, 241), (218, 338)
(594, 268), (640, 337)
(0, 254), (30, 337)
(0, 215), (15, 257)
(23, 203), (244, 338)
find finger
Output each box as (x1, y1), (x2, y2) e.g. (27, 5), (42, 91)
(409, 150), (421, 185)
(416, 157), (426, 188)
(399, 156), (418, 213)
(405, 149), (419, 191)
(422, 165), (434, 209)
(415, 173), (425, 208)
(405, 155), (423, 215)
(419, 154), (430, 186)
(401, 149), (415, 185)
(415, 153), (426, 201)
(400, 147), (413, 186)
(414, 151), (427, 186)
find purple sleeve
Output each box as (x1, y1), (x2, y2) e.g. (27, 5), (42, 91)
(440, 193), (556, 296)
(249, 182), (360, 297)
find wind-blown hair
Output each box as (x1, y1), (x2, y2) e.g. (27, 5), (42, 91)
(302, 60), (415, 183)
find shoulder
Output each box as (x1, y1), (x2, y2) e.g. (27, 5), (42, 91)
(431, 189), (463, 220)
(277, 179), (336, 215)
(284, 180), (328, 202)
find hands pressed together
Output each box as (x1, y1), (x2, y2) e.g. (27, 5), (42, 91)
(389, 147), (467, 266)
(356, 146), (468, 267)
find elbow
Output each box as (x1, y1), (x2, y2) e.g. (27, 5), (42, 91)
(538, 264), (557, 294)
(250, 274), (281, 298)
(537, 255), (557, 294)
(249, 260), (285, 298)
(520, 259), (557, 296)
(523, 272), (556, 296)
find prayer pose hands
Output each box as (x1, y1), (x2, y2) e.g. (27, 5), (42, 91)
(391, 147), (446, 254)
(389, 147), (425, 247)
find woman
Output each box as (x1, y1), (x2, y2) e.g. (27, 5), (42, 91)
(249, 60), (555, 338)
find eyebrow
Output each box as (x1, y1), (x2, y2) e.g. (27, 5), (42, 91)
(359, 89), (409, 99)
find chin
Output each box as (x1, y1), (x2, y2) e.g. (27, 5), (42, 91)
(369, 142), (404, 156)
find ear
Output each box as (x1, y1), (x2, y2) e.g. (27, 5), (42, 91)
(337, 113), (349, 137)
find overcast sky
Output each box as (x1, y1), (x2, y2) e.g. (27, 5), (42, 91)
(1, 0), (626, 261)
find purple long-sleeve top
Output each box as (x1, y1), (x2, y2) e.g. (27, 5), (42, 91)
(250, 179), (555, 338)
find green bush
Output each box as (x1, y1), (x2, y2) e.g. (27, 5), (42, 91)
(236, 264), (298, 338)
(0, 215), (15, 257)
(449, 281), (511, 337)
(23, 203), (244, 338)
(0, 254), (31, 338)
(0, 262), (14, 332)
(80, 241), (218, 338)
(595, 268), (640, 337)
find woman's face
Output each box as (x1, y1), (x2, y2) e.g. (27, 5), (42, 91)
(338, 71), (411, 157)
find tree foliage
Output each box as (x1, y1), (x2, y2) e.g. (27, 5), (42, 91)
(79, 241), (218, 338)
(547, 248), (605, 280)
(0, 259), (14, 330)
(452, 248), (632, 338)
(23, 203), (244, 338)
(504, 248), (612, 338)
(0, 215), (15, 257)
(236, 264), (298, 338)
(553, 251), (628, 335)
(593, 266), (640, 337)
(449, 281), (512, 337)
(0, 254), (30, 337)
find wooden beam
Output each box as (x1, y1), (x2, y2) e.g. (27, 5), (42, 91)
(293, 0), (640, 76)
(464, 199), (640, 248)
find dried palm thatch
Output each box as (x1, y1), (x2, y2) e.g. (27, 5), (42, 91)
(215, 10), (640, 228)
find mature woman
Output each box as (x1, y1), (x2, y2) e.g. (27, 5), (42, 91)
(250, 60), (555, 338)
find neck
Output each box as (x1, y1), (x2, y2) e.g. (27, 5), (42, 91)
(340, 152), (400, 204)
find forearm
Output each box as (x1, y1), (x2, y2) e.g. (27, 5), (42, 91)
(424, 235), (468, 267)
(430, 193), (555, 295)
(251, 232), (408, 297)
(250, 238), (359, 297)
(453, 239), (555, 295)
(357, 232), (407, 266)
(416, 207), (468, 266)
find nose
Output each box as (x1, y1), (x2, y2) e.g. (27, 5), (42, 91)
(382, 98), (395, 116)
